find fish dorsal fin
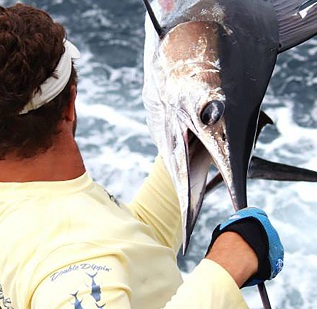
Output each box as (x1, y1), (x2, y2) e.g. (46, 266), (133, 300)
(272, 0), (317, 52)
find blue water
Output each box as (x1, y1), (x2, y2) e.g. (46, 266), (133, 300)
(1, 1), (317, 308)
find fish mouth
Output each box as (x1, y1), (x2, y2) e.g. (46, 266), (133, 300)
(184, 129), (211, 244)
(174, 127), (210, 253)
(174, 114), (249, 253)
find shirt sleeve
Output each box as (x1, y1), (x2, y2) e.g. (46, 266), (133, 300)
(127, 155), (183, 255)
(31, 256), (248, 309)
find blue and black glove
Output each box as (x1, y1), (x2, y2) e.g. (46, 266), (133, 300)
(207, 207), (284, 287)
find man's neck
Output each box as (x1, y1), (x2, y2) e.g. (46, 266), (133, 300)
(0, 134), (86, 182)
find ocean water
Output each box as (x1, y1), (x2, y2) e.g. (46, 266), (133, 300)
(1, 0), (317, 308)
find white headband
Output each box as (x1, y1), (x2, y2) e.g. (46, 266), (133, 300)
(19, 40), (80, 115)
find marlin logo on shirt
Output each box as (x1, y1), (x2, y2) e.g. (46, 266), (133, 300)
(105, 190), (121, 208)
(71, 292), (84, 309)
(87, 273), (102, 303)
(70, 273), (107, 308)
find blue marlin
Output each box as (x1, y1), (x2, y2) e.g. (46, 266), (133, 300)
(87, 273), (102, 303)
(71, 291), (84, 309)
(142, 0), (317, 252)
(86, 272), (107, 308)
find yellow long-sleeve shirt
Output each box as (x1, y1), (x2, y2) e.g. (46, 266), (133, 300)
(0, 156), (248, 309)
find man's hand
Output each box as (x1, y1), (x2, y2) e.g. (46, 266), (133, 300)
(205, 207), (284, 288)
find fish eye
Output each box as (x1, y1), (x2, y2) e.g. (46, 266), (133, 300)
(200, 100), (225, 125)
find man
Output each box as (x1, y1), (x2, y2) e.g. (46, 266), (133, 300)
(0, 3), (283, 309)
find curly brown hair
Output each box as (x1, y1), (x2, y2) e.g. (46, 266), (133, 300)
(0, 4), (78, 159)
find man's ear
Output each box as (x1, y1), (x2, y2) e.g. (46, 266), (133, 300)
(64, 85), (77, 122)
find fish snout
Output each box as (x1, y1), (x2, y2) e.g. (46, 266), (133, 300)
(200, 100), (225, 125)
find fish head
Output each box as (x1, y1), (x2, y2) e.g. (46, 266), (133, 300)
(143, 1), (279, 252)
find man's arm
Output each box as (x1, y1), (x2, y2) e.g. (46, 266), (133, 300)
(127, 155), (183, 253)
(30, 249), (247, 309)
(31, 208), (283, 309)
(206, 231), (258, 288)
(31, 245), (250, 309)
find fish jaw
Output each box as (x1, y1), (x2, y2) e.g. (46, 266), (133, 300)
(165, 119), (212, 252)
